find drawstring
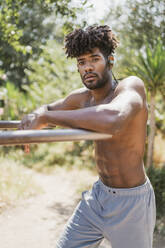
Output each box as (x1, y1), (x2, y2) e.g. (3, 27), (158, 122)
(111, 71), (118, 89)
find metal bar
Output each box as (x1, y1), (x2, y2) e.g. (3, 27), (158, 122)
(0, 129), (112, 146)
(0, 120), (20, 129)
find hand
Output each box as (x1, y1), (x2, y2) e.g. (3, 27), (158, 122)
(19, 113), (47, 130)
(18, 105), (48, 154)
(19, 105), (48, 130)
(18, 114), (35, 154)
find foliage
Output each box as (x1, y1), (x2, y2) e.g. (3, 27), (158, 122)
(0, 38), (94, 173)
(125, 38), (165, 92)
(104, 0), (165, 81)
(0, 40), (82, 120)
(148, 166), (165, 218)
(123, 38), (165, 167)
(0, 82), (28, 120)
(105, 0), (165, 49)
(0, 140), (95, 173)
(155, 95), (165, 134)
(126, 0), (164, 48)
(0, 0), (86, 88)
(24, 40), (82, 108)
(147, 166), (165, 235)
(22, 141), (94, 172)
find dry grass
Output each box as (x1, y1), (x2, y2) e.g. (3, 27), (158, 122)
(0, 157), (42, 213)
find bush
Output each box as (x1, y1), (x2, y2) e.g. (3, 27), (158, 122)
(0, 140), (95, 173)
(147, 166), (165, 218)
(147, 165), (165, 235)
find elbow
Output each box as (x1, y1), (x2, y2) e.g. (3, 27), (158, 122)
(104, 121), (122, 135)
(103, 111), (125, 135)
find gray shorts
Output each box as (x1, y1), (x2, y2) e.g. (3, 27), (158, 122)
(57, 177), (156, 248)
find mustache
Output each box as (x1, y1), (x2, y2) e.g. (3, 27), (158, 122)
(83, 72), (98, 80)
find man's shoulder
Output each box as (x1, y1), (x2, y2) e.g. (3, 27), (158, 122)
(63, 87), (90, 109)
(67, 87), (90, 101)
(69, 87), (90, 96)
(117, 76), (145, 89)
(115, 76), (146, 99)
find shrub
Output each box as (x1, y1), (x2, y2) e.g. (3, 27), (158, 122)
(147, 165), (165, 235)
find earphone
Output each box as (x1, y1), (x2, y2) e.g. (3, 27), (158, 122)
(108, 54), (114, 69)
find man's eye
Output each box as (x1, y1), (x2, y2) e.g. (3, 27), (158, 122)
(93, 58), (99, 62)
(79, 61), (85, 65)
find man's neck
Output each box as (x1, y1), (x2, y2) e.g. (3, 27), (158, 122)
(91, 78), (114, 104)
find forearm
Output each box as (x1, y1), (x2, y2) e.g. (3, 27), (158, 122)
(43, 105), (119, 134)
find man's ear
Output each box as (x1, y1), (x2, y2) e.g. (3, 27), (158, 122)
(108, 54), (114, 70)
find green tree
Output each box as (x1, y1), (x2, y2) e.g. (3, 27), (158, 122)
(24, 40), (81, 109)
(0, 0), (85, 88)
(0, 39), (82, 119)
(105, 0), (165, 49)
(156, 95), (165, 135)
(0, 82), (28, 120)
(126, 38), (165, 167)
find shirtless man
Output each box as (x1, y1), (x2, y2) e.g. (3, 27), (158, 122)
(20, 25), (156, 248)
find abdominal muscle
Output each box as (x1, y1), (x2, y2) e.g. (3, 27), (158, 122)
(94, 133), (147, 188)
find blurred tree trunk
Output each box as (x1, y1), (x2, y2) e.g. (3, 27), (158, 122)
(146, 91), (156, 168)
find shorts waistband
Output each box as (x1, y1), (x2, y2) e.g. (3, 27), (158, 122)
(97, 177), (152, 196)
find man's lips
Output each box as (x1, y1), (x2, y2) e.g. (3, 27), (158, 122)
(84, 74), (97, 81)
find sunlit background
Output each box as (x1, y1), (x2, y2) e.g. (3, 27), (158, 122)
(0, 0), (165, 247)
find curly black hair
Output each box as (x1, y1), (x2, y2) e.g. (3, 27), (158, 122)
(64, 25), (119, 58)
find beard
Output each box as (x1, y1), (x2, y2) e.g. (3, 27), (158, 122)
(82, 70), (109, 90)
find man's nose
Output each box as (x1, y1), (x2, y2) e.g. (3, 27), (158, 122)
(84, 62), (94, 72)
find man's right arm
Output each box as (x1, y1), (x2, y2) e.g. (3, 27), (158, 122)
(19, 88), (88, 130)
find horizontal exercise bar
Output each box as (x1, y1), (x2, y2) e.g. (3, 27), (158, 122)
(0, 129), (112, 146)
(0, 120), (20, 129)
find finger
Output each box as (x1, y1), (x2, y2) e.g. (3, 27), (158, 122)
(24, 144), (30, 154)
(18, 120), (24, 130)
(19, 126), (30, 153)
(18, 124), (21, 130)
(18, 120), (27, 130)
(19, 114), (35, 130)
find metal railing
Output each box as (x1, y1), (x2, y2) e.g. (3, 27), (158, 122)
(0, 120), (20, 129)
(0, 121), (112, 146)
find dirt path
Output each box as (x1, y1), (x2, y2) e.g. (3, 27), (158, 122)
(0, 168), (164, 248)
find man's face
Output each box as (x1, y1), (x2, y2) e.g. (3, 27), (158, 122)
(77, 47), (110, 90)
